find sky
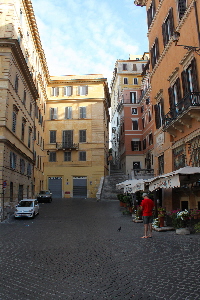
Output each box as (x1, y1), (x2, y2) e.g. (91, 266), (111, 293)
(31, 0), (148, 85)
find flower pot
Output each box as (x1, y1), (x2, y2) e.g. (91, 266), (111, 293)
(176, 228), (190, 235)
(159, 216), (165, 228)
(120, 201), (124, 207)
(129, 207), (133, 213)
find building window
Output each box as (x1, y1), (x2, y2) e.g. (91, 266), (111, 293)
(79, 151), (86, 161)
(64, 86), (73, 96)
(147, 0), (156, 28)
(123, 63), (127, 70)
(65, 107), (72, 119)
(131, 140), (141, 151)
(133, 64), (137, 71)
(158, 154), (164, 175)
(64, 152), (71, 161)
(142, 118), (145, 129)
(149, 133), (153, 145)
(151, 38), (160, 69)
(130, 92), (137, 103)
(143, 138), (146, 150)
(133, 78), (138, 85)
(21, 119), (26, 141)
(12, 111), (17, 133)
(10, 152), (17, 169)
(168, 77), (182, 115)
(124, 78), (128, 84)
(132, 120), (138, 130)
(177, 0), (187, 20)
(50, 131), (56, 143)
(50, 108), (58, 120)
(63, 130), (73, 147)
(154, 99), (164, 129)
(15, 75), (19, 93)
(79, 130), (86, 143)
(132, 108), (138, 115)
(148, 110), (152, 122)
(20, 158), (25, 174)
(133, 162), (141, 169)
(49, 152), (56, 162)
(23, 90), (26, 105)
(181, 58), (199, 96)
(51, 87), (59, 96)
(28, 127), (32, 148)
(78, 86), (88, 95)
(162, 8), (174, 47)
(80, 107), (86, 118)
(27, 163), (31, 177)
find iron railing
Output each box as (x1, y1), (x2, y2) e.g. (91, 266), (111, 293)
(163, 92), (200, 129)
(56, 143), (79, 150)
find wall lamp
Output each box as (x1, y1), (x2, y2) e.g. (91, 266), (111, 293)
(172, 31), (200, 55)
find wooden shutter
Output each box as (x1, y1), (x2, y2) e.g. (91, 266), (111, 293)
(176, 77), (182, 103)
(162, 23), (167, 47)
(169, 8), (174, 38)
(133, 64), (137, 71)
(155, 38), (160, 62)
(168, 87), (174, 110)
(191, 58), (199, 92)
(154, 104), (160, 129)
(181, 70), (189, 97)
(178, 0), (187, 19)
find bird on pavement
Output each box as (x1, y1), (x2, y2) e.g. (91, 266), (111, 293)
(117, 226), (121, 232)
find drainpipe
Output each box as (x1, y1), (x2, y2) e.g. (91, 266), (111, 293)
(194, 1), (200, 47)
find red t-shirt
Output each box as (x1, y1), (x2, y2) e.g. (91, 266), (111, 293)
(140, 198), (154, 216)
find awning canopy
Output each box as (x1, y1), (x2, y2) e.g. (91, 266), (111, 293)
(148, 166), (200, 192)
(116, 179), (146, 193)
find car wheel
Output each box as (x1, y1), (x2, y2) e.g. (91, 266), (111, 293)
(49, 198), (52, 203)
(32, 212), (35, 218)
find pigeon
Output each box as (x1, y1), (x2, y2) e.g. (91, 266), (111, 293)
(117, 226), (121, 232)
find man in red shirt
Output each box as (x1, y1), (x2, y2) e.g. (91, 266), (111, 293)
(140, 193), (154, 238)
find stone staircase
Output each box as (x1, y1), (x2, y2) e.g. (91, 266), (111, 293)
(100, 169), (128, 201)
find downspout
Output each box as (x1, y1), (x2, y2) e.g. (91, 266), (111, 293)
(194, 1), (200, 47)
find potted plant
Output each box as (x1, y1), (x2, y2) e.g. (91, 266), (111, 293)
(117, 194), (125, 207)
(190, 208), (200, 219)
(167, 209), (190, 234)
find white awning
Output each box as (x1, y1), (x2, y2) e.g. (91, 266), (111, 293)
(148, 167), (200, 191)
(116, 180), (134, 190)
(116, 179), (145, 193)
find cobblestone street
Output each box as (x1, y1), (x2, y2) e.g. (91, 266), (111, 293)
(0, 198), (200, 300)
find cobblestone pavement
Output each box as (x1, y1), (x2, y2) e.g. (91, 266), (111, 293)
(0, 198), (200, 300)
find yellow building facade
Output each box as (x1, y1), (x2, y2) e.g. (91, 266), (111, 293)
(0, 0), (49, 219)
(44, 75), (110, 199)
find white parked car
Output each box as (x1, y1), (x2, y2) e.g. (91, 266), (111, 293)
(14, 199), (39, 218)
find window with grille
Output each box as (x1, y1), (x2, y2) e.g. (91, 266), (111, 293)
(64, 152), (71, 161)
(80, 107), (86, 118)
(79, 151), (86, 161)
(49, 152), (56, 162)
(65, 107), (72, 119)
(50, 131), (56, 143)
(79, 130), (86, 143)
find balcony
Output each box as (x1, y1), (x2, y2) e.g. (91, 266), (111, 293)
(163, 92), (200, 136)
(56, 143), (79, 150)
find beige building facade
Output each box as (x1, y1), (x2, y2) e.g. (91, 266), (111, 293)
(44, 75), (110, 199)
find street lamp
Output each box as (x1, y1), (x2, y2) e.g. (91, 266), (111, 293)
(172, 31), (200, 55)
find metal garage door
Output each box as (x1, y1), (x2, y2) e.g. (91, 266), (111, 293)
(48, 177), (62, 198)
(73, 176), (87, 198)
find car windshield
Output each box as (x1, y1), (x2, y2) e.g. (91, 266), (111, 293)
(40, 191), (50, 195)
(18, 201), (34, 207)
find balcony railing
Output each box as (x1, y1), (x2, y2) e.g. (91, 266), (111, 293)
(163, 92), (200, 130)
(56, 143), (79, 150)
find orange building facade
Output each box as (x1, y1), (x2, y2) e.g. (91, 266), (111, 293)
(135, 0), (200, 210)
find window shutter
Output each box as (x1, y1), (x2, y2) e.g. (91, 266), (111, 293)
(133, 64), (137, 71)
(168, 87), (174, 110)
(176, 77), (182, 103)
(178, 0), (187, 19)
(162, 23), (167, 47)
(155, 37), (159, 61)
(181, 70), (189, 97)
(191, 58), (199, 92)
(85, 86), (88, 95)
(169, 8), (174, 38)
(160, 98), (165, 123)
(154, 104), (159, 129)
